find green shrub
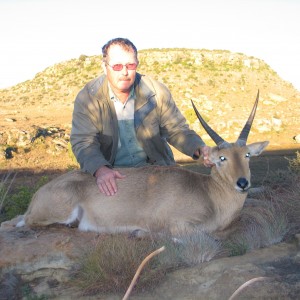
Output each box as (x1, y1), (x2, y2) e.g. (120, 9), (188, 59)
(68, 142), (78, 165)
(184, 108), (198, 124)
(225, 239), (249, 256)
(184, 107), (210, 125)
(0, 172), (17, 214)
(0, 175), (48, 223)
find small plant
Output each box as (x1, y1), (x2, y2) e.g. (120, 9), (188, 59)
(22, 283), (48, 300)
(184, 107), (210, 125)
(176, 230), (222, 264)
(67, 142), (78, 165)
(225, 239), (249, 257)
(286, 151), (300, 174)
(0, 174), (48, 223)
(0, 172), (17, 213)
(184, 108), (198, 124)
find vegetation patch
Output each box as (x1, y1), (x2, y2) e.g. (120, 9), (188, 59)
(0, 173), (48, 223)
(70, 234), (181, 296)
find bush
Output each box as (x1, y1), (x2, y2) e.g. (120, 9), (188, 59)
(286, 151), (300, 174)
(70, 228), (225, 296)
(0, 174), (48, 223)
(70, 234), (179, 296)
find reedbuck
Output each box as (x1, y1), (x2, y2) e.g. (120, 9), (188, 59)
(18, 91), (269, 236)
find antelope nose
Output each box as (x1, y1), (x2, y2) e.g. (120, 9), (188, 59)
(237, 178), (249, 190)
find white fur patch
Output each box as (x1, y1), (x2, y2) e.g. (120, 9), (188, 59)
(62, 205), (81, 225)
(16, 218), (25, 227)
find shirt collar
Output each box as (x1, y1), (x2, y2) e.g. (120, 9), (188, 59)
(108, 83), (135, 104)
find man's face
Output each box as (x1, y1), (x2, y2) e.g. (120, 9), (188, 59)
(103, 45), (138, 93)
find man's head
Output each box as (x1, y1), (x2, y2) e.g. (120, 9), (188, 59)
(102, 38), (138, 60)
(102, 38), (138, 95)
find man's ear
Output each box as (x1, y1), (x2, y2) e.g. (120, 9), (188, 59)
(101, 61), (107, 75)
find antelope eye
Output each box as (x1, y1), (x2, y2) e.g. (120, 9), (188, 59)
(246, 153), (251, 158)
(220, 156), (226, 161)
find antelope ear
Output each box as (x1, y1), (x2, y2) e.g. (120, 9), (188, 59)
(247, 141), (269, 156)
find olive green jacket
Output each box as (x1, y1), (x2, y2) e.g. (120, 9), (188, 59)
(70, 73), (205, 175)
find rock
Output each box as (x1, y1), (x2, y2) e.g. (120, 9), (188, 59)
(0, 218), (299, 300)
(268, 93), (287, 103)
(294, 134), (300, 144)
(4, 118), (16, 122)
(272, 117), (283, 131)
(147, 241), (300, 300)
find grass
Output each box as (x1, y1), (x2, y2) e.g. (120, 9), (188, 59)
(0, 174), (48, 223)
(286, 150), (300, 174)
(223, 204), (289, 256)
(0, 172), (17, 214)
(176, 229), (223, 264)
(223, 154), (300, 256)
(70, 234), (181, 296)
(70, 230), (224, 296)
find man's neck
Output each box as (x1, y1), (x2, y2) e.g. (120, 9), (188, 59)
(109, 84), (133, 104)
(113, 90), (130, 104)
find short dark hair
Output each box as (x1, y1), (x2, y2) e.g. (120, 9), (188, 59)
(102, 37), (138, 60)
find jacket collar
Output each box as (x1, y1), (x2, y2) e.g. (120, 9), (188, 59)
(87, 73), (157, 130)
(134, 73), (156, 111)
(88, 73), (155, 103)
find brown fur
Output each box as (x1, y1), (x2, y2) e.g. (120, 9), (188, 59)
(17, 141), (269, 236)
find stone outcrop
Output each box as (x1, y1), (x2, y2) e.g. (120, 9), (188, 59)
(1, 218), (299, 300)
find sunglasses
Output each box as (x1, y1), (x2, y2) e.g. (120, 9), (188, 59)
(106, 62), (138, 71)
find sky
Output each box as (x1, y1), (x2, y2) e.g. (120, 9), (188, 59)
(0, 0), (299, 91)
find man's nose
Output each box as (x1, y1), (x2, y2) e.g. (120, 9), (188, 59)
(121, 65), (128, 75)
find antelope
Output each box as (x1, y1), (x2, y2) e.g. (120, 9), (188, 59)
(17, 91), (269, 236)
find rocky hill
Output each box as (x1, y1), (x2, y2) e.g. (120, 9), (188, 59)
(0, 48), (299, 172)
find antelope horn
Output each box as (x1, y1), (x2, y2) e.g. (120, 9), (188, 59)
(236, 90), (260, 146)
(191, 100), (229, 148)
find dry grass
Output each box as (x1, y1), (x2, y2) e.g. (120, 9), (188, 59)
(223, 157), (300, 256)
(70, 229), (224, 296)
(0, 172), (17, 217)
(286, 151), (300, 174)
(175, 229), (223, 264)
(70, 234), (182, 296)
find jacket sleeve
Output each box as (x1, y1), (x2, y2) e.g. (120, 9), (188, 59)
(70, 87), (111, 175)
(156, 82), (206, 158)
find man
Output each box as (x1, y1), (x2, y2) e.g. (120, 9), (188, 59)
(71, 37), (212, 196)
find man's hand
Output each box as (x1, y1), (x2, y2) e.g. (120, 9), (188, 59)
(194, 146), (215, 167)
(95, 166), (126, 196)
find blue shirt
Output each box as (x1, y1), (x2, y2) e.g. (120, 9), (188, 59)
(108, 85), (148, 167)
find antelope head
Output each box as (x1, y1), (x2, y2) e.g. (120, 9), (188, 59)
(192, 91), (269, 193)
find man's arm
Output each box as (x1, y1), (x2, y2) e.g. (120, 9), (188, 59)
(71, 89), (126, 196)
(70, 89), (111, 175)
